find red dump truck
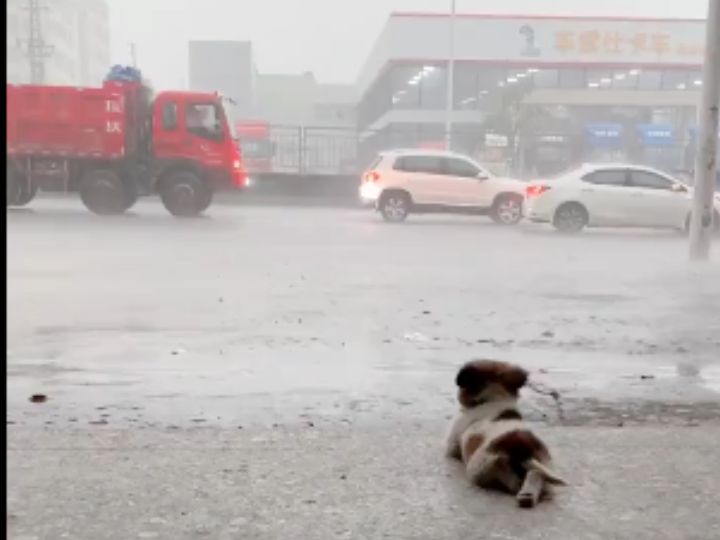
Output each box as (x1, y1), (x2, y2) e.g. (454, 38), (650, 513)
(6, 80), (247, 216)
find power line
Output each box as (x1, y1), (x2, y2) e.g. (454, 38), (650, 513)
(17, 0), (55, 84)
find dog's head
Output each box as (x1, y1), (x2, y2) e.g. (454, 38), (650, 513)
(455, 360), (528, 408)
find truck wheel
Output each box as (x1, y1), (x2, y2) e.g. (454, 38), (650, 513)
(7, 164), (22, 207)
(122, 188), (139, 212)
(80, 169), (130, 216)
(196, 187), (214, 214)
(14, 180), (39, 207)
(160, 171), (210, 217)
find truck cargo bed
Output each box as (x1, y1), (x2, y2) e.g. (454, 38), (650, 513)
(6, 84), (129, 159)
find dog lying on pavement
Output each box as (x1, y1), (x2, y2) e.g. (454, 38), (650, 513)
(445, 359), (567, 508)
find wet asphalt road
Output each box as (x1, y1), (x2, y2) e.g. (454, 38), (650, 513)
(6, 200), (720, 539)
(7, 200), (720, 428)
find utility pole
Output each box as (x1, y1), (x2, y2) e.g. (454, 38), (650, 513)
(444, 0), (456, 150)
(17, 0), (54, 84)
(689, 0), (720, 261)
(129, 42), (138, 68)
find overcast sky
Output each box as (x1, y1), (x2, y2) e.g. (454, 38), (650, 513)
(108, 0), (709, 88)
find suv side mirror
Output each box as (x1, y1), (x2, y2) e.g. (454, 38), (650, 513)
(671, 183), (687, 193)
(477, 171), (489, 180)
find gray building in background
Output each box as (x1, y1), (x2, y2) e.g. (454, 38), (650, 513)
(254, 72), (355, 128)
(188, 41), (357, 175)
(188, 40), (256, 123)
(252, 72), (357, 175)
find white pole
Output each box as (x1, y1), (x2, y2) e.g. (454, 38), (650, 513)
(444, 0), (456, 150)
(129, 42), (137, 68)
(689, 0), (720, 261)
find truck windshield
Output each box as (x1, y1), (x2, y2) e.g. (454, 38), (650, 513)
(221, 103), (239, 141)
(186, 103), (224, 142)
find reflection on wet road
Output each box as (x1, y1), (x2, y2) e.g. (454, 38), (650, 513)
(7, 201), (720, 428)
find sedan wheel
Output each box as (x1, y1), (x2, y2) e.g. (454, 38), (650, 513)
(553, 203), (588, 233)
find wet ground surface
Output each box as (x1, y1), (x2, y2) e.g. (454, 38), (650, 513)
(7, 201), (720, 429)
(8, 426), (720, 540)
(7, 201), (720, 539)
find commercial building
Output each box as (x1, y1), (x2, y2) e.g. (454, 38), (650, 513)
(357, 13), (707, 174)
(7, 0), (111, 86)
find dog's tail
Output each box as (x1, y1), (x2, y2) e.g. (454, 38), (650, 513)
(524, 458), (568, 486)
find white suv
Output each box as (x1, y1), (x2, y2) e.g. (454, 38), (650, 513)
(359, 149), (526, 224)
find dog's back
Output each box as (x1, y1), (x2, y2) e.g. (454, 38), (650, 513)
(446, 360), (567, 508)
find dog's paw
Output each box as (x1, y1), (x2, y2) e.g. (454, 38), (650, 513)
(517, 491), (538, 509)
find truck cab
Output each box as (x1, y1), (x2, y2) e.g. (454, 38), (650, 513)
(152, 92), (246, 187)
(146, 90), (246, 215)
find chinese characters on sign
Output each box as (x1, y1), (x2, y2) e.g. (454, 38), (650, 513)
(554, 30), (703, 57)
(592, 129), (621, 138)
(645, 130), (673, 138)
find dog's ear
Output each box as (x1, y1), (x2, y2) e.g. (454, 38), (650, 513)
(497, 363), (529, 395)
(456, 362), (489, 390)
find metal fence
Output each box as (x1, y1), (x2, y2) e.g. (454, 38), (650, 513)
(243, 125), (499, 176)
(251, 126), (361, 176)
(242, 124), (696, 178)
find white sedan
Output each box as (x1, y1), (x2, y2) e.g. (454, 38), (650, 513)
(524, 163), (720, 233)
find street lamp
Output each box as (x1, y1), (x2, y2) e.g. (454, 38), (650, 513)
(444, 0), (456, 150)
(688, 0), (720, 261)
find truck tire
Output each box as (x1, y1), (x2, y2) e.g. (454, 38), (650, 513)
(195, 186), (214, 214)
(121, 187), (139, 212)
(159, 171), (210, 218)
(7, 164), (22, 207)
(14, 180), (39, 207)
(80, 169), (131, 216)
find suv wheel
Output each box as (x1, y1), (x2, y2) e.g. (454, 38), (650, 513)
(379, 191), (411, 223)
(491, 194), (523, 225)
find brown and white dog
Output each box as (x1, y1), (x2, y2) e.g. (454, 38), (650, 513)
(445, 359), (567, 508)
